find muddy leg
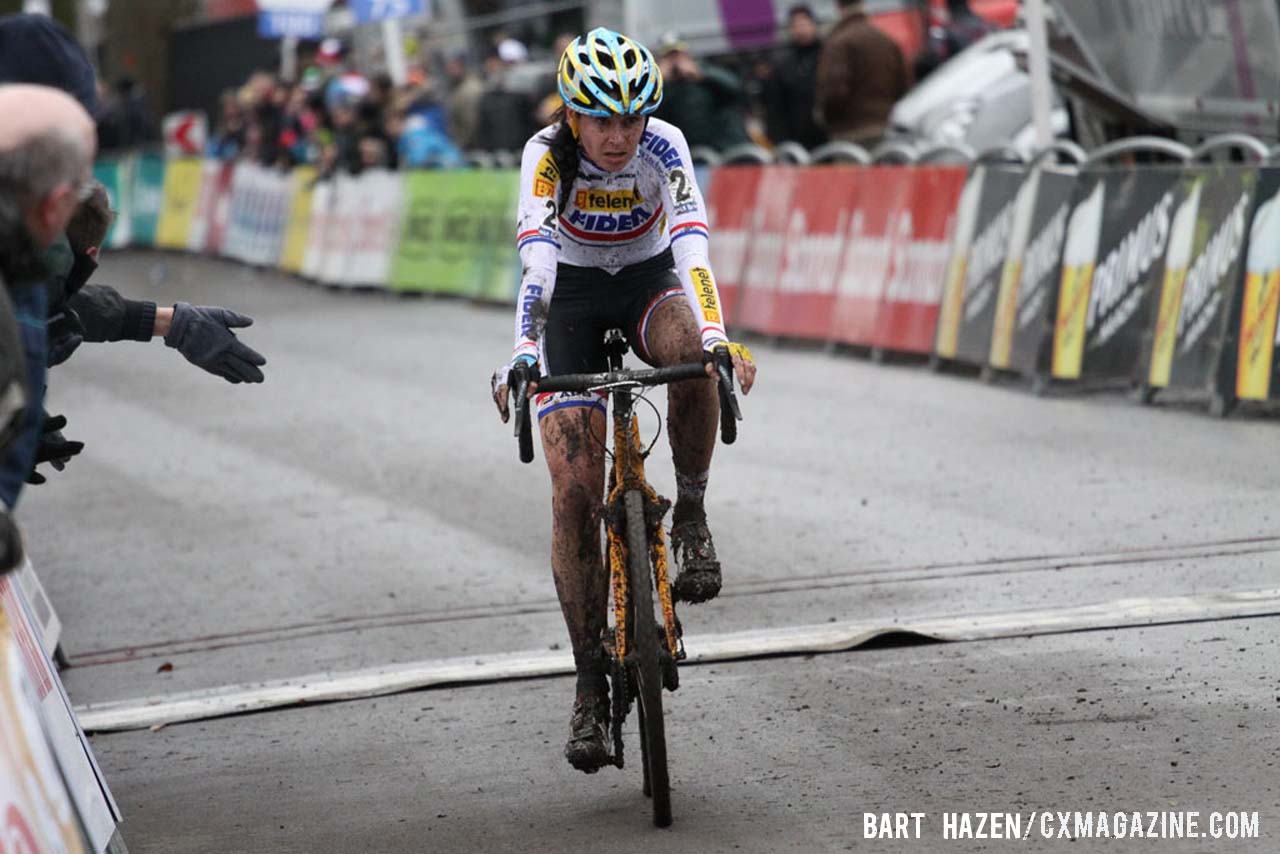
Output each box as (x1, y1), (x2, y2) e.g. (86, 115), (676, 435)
(643, 298), (717, 524)
(540, 405), (609, 678)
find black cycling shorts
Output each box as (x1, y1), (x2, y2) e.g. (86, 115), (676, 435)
(536, 248), (684, 421)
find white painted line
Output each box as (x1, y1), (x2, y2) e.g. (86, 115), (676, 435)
(74, 588), (1280, 733)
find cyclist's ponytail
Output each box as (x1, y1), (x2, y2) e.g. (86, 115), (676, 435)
(543, 105), (580, 216)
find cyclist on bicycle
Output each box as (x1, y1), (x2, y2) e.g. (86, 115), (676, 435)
(491, 28), (756, 773)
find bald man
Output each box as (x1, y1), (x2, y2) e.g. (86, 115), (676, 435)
(0, 83), (95, 530)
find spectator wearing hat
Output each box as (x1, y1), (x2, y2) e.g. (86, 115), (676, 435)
(652, 33), (750, 152)
(815, 0), (909, 148)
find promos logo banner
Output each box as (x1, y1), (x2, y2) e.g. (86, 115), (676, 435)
(1144, 166), (1253, 394)
(1236, 168), (1280, 400)
(989, 167), (1075, 372)
(1050, 167), (1183, 381)
(936, 165), (1025, 364)
(735, 166), (800, 334)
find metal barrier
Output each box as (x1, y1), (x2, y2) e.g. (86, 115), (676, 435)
(1085, 136), (1193, 165)
(917, 141), (977, 164)
(720, 143), (773, 165)
(773, 141), (813, 166)
(976, 145), (1027, 165)
(1191, 133), (1270, 163)
(809, 141), (872, 165)
(1027, 140), (1088, 168)
(688, 146), (723, 167)
(871, 141), (919, 164)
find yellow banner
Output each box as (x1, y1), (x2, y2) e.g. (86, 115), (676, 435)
(1051, 263), (1094, 379)
(280, 166), (318, 273)
(988, 258), (1022, 368)
(1236, 270), (1280, 400)
(1147, 267), (1187, 387)
(155, 158), (203, 250)
(935, 255), (967, 358)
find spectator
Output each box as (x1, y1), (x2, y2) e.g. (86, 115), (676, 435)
(815, 0), (909, 148)
(653, 33), (750, 152)
(444, 52), (485, 150)
(915, 0), (995, 80)
(97, 76), (159, 152)
(475, 47), (535, 154)
(763, 5), (827, 149)
(534, 33), (576, 128)
(210, 88), (247, 160)
(0, 83), (96, 510)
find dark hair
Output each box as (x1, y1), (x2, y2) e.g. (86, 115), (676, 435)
(542, 105), (580, 215)
(787, 4), (816, 20)
(66, 180), (112, 254)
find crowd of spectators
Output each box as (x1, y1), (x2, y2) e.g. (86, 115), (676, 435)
(131, 0), (996, 175)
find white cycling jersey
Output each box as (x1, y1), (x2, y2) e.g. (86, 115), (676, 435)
(510, 117), (729, 362)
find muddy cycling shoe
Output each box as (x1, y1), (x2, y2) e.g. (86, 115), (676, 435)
(671, 518), (722, 604)
(564, 692), (611, 774)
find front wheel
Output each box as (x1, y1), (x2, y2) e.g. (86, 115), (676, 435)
(624, 489), (671, 828)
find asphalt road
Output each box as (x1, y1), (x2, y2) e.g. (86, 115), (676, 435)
(16, 252), (1280, 852)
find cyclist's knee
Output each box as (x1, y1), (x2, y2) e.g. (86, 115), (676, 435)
(643, 298), (701, 366)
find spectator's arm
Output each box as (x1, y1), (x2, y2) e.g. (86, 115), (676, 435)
(66, 285), (155, 342)
(700, 64), (744, 100)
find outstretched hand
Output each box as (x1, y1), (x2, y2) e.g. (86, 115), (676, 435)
(165, 303), (267, 384)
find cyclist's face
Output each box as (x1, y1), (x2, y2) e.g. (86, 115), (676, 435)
(577, 113), (646, 173)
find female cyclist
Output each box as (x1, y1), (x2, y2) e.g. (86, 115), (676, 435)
(491, 28), (756, 773)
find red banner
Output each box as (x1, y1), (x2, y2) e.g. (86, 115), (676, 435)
(829, 167), (916, 346)
(705, 166), (765, 327)
(871, 167), (967, 353)
(733, 167), (800, 334)
(769, 167), (864, 339)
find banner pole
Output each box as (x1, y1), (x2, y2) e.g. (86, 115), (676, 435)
(280, 35), (299, 82)
(1024, 0), (1054, 149)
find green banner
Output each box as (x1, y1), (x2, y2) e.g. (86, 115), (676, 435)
(474, 170), (521, 304)
(389, 172), (461, 294)
(92, 159), (129, 249)
(129, 153), (166, 248)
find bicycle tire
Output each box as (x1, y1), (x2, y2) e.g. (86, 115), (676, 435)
(624, 489), (672, 828)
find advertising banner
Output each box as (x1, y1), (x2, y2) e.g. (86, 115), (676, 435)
(319, 173), (358, 286)
(389, 171), (451, 293)
(1234, 168), (1280, 401)
(201, 160), (236, 255)
(128, 153), (165, 248)
(734, 166), (799, 334)
(829, 166), (916, 346)
(474, 170), (521, 303)
(1050, 167), (1185, 382)
(431, 170), (490, 296)
(301, 178), (333, 281)
(936, 165), (1026, 364)
(770, 166), (863, 340)
(1142, 166), (1255, 399)
(279, 166), (317, 274)
(1, 573), (120, 851)
(155, 158), (204, 250)
(345, 169), (405, 287)
(989, 166), (1078, 374)
(871, 166), (967, 354)
(0, 629), (87, 853)
(220, 162), (253, 263)
(704, 165), (763, 326)
(91, 159), (130, 250)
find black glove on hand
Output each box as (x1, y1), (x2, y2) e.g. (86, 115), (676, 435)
(0, 511), (22, 574)
(46, 311), (84, 367)
(26, 414), (84, 485)
(164, 303), (267, 384)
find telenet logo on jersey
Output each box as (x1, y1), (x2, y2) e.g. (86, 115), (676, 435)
(534, 151), (560, 198)
(574, 188), (643, 212)
(692, 266), (720, 323)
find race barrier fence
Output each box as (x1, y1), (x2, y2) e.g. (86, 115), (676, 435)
(93, 135), (1280, 415)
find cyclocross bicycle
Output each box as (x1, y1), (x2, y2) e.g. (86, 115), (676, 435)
(509, 330), (742, 828)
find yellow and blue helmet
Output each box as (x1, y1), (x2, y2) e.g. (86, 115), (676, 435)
(557, 27), (663, 117)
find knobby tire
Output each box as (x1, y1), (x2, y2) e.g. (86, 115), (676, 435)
(624, 489), (671, 828)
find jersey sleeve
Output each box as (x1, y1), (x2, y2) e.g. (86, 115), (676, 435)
(659, 125), (729, 351)
(512, 135), (563, 361)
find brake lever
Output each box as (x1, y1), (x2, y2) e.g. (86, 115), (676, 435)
(715, 350), (742, 421)
(510, 363), (538, 463)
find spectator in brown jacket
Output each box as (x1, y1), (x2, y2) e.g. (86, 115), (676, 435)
(815, 0), (909, 148)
